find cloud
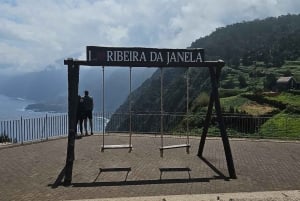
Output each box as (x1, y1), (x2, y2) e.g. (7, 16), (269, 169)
(0, 0), (299, 75)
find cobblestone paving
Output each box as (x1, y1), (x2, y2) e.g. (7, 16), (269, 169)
(0, 134), (299, 201)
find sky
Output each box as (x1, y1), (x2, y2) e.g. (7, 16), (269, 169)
(0, 0), (300, 75)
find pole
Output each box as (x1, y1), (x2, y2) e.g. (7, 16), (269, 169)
(64, 60), (79, 185)
(209, 67), (236, 179)
(197, 93), (214, 157)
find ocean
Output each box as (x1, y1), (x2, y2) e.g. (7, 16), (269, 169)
(0, 94), (108, 142)
(0, 94), (50, 120)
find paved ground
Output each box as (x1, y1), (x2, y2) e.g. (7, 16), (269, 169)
(0, 134), (300, 201)
(69, 190), (300, 201)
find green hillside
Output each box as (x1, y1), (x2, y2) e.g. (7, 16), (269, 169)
(107, 14), (300, 139)
(191, 14), (300, 67)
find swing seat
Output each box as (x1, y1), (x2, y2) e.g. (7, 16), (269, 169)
(159, 144), (190, 157)
(101, 144), (133, 152)
(160, 144), (190, 150)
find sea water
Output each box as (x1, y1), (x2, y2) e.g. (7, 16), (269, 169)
(0, 94), (110, 142)
(0, 94), (49, 120)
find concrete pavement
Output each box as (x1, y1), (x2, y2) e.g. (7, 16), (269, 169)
(0, 134), (299, 201)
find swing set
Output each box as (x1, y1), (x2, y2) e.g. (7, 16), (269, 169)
(63, 46), (236, 185)
(99, 65), (190, 156)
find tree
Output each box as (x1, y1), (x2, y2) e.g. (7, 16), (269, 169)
(283, 69), (292, 76)
(242, 55), (253, 66)
(222, 79), (235, 89)
(264, 73), (277, 91)
(238, 74), (248, 88)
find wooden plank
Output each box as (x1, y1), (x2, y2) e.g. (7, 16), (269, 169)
(86, 46), (205, 68)
(160, 144), (190, 150)
(64, 59), (225, 68)
(101, 144), (132, 149)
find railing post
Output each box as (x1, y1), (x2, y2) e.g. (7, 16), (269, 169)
(20, 116), (24, 144)
(45, 114), (48, 140)
(285, 115), (288, 136)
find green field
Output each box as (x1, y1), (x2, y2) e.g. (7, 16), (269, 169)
(265, 92), (300, 107)
(259, 113), (300, 139)
(220, 95), (277, 115)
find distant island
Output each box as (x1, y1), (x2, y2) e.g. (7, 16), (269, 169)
(25, 103), (67, 113)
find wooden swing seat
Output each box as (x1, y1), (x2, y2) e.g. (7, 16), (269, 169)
(159, 144), (190, 157)
(101, 144), (133, 152)
(159, 144), (190, 150)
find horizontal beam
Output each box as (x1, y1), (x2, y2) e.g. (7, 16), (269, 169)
(64, 59), (225, 68)
(86, 46), (205, 67)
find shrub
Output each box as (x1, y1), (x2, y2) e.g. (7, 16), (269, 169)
(289, 90), (300, 95)
(222, 79), (235, 89)
(238, 74), (248, 88)
(219, 89), (245, 98)
(195, 92), (210, 108)
(286, 105), (300, 114)
(0, 133), (12, 143)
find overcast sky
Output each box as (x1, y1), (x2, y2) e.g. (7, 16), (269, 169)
(0, 0), (300, 75)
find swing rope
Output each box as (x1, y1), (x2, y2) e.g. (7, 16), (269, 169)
(102, 66), (105, 148)
(186, 67), (190, 153)
(159, 67), (191, 157)
(160, 67), (164, 156)
(129, 66), (133, 150)
(101, 66), (133, 152)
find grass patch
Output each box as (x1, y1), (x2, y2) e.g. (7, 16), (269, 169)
(240, 102), (275, 115)
(221, 95), (250, 109)
(221, 95), (277, 115)
(260, 113), (300, 139)
(219, 89), (246, 98)
(265, 92), (300, 107)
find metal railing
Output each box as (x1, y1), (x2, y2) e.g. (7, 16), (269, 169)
(0, 113), (111, 144)
(1, 112), (300, 145)
(0, 114), (68, 144)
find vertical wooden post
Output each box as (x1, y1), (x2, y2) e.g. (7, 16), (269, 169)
(197, 92), (214, 157)
(209, 66), (236, 179)
(64, 60), (79, 185)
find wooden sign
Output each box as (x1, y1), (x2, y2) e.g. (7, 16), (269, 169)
(86, 46), (205, 67)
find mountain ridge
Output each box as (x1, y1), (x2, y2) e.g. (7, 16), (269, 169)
(107, 14), (300, 132)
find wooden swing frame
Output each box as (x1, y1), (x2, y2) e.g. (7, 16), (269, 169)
(63, 46), (236, 185)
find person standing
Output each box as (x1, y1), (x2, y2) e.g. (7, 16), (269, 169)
(83, 90), (94, 135)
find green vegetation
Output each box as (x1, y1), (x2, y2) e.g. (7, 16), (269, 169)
(191, 92), (209, 112)
(221, 95), (248, 109)
(0, 133), (11, 143)
(220, 95), (277, 115)
(107, 14), (300, 140)
(191, 14), (300, 68)
(265, 92), (300, 107)
(260, 113), (300, 139)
